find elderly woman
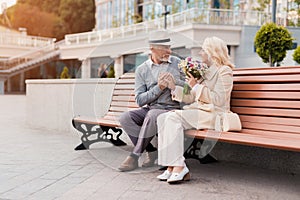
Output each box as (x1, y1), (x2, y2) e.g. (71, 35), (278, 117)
(156, 36), (236, 184)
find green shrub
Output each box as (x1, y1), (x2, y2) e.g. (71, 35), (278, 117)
(254, 23), (294, 66)
(60, 66), (71, 79)
(293, 46), (300, 64)
(107, 65), (115, 78)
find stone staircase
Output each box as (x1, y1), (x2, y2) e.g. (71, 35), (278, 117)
(0, 50), (60, 78)
(0, 41), (63, 94)
(0, 42), (61, 79)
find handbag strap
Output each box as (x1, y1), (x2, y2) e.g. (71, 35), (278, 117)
(215, 114), (223, 132)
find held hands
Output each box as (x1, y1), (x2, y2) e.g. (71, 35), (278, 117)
(159, 72), (198, 92)
(166, 73), (176, 90)
(158, 72), (176, 90)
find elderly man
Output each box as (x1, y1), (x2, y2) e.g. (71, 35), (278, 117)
(118, 30), (185, 171)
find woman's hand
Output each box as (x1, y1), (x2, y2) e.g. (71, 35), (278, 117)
(186, 72), (197, 88)
(166, 73), (176, 90)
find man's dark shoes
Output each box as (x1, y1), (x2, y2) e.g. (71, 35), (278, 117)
(142, 151), (158, 167)
(118, 156), (138, 172)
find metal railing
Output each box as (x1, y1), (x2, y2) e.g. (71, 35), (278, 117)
(0, 32), (56, 48)
(65, 8), (271, 46)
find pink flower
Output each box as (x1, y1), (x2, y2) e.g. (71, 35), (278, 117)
(178, 57), (208, 79)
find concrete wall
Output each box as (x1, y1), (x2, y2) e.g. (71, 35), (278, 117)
(26, 78), (117, 132)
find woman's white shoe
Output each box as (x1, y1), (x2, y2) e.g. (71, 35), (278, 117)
(156, 170), (172, 181)
(167, 166), (190, 183)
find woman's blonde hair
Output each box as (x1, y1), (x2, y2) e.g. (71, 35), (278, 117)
(202, 36), (235, 69)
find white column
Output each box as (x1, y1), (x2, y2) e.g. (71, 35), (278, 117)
(0, 79), (4, 94)
(7, 78), (11, 93)
(40, 65), (47, 78)
(20, 72), (25, 92)
(114, 56), (123, 78)
(81, 58), (91, 79)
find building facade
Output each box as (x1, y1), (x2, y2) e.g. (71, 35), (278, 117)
(94, 0), (300, 30)
(60, 0), (299, 79)
(95, 0), (240, 30)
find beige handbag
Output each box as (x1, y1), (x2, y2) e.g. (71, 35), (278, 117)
(215, 112), (242, 132)
(183, 102), (214, 112)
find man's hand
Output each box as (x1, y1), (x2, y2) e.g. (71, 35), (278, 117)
(158, 72), (168, 90)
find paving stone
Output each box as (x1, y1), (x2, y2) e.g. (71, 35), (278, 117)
(0, 95), (299, 200)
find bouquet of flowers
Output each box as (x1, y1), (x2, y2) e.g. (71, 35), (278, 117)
(178, 57), (208, 94)
(178, 57), (208, 79)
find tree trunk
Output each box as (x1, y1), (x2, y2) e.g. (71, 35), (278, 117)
(269, 54), (274, 67)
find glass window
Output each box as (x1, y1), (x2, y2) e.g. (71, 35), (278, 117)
(101, 3), (107, 29)
(127, 0), (135, 24)
(113, 0), (120, 26)
(108, 1), (112, 28)
(124, 53), (148, 73)
(91, 57), (115, 78)
(121, 0), (126, 25)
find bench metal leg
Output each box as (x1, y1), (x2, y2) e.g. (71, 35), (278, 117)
(72, 119), (127, 150)
(184, 137), (218, 164)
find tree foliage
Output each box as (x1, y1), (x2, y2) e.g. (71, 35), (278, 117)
(293, 46), (300, 64)
(10, 3), (57, 38)
(3, 0), (95, 40)
(18, 0), (61, 13)
(58, 0), (95, 34)
(254, 23), (293, 67)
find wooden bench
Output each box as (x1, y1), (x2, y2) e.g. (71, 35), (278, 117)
(72, 66), (300, 158)
(72, 73), (138, 150)
(185, 66), (300, 156)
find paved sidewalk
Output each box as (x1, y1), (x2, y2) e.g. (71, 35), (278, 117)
(0, 95), (299, 200)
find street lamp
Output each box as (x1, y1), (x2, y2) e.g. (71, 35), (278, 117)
(162, 0), (172, 29)
(271, 0), (277, 23)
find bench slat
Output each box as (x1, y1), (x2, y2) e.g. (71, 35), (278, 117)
(119, 73), (135, 77)
(185, 129), (300, 152)
(103, 114), (120, 119)
(239, 115), (300, 127)
(110, 101), (139, 108)
(73, 116), (120, 127)
(233, 74), (300, 82)
(112, 95), (136, 102)
(233, 83), (300, 91)
(104, 112), (127, 119)
(240, 129), (300, 140)
(231, 91), (300, 99)
(117, 79), (135, 84)
(233, 66), (300, 76)
(113, 90), (135, 95)
(96, 119), (121, 127)
(114, 84), (135, 90)
(109, 106), (138, 112)
(231, 107), (300, 118)
(241, 121), (300, 134)
(231, 99), (300, 109)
